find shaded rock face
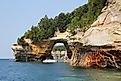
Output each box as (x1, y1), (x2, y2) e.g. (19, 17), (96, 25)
(78, 50), (121, 68)
(11, 44), (36, 62)
(70, 42), (121, 68)
(82, 0), (121, 47)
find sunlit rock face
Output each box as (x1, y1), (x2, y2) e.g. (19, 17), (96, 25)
(82, 0), (121, 48)
(12, 38), (73, 62)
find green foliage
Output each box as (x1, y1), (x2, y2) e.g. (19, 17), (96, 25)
(17, 36), (28, 46)
(24, 15), (55, 42)
(53, 45), (66, 52)
(67, 17), (80, 33)
(17, 0), (106, 45)
(54, 13), (71, 32)
(68, 0), (106, 32)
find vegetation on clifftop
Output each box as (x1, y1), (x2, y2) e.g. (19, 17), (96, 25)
(17, 0), (106, 45)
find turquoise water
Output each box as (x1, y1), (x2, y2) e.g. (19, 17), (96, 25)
(0, 60), (121, 81)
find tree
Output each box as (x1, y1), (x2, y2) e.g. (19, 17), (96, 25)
(17, 0), (107, 45)
(24, 15), (55, 42)
(54, 13), (71, 32)
(17, 36), (28, 46)
(67, 17), (80, 33)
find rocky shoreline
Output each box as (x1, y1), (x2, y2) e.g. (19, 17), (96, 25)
(11, 40), (121, 69)
(11, 0), (121, 69)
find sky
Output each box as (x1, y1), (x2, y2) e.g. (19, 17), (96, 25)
(0, 0), (88, 59)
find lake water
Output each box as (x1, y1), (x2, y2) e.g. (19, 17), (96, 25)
(0, 59), (121, 81)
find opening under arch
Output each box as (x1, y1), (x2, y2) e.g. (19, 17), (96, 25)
(49, 39), (72, 61)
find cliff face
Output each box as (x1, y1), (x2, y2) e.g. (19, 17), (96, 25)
(12, 0), (121, 68)
(11, 39), (54, 61)
(82, 0), (121, 47)
(70, 42), (121, 68)
(70, 0), (121, 68)
(12, 38), (72, 62)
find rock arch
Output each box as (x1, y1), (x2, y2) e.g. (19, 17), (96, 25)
(48, 39), (72, 59)
(23, 38), (72, 61)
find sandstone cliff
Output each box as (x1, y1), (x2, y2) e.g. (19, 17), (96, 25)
(12, 0), (121, 69)
(70, 0), (121, 68)
(82, 0), (121, 48)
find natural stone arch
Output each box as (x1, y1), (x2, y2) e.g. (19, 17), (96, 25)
(22, 29), (73, 61)
(48, 39), (72, 59)
(23, 38), (72, 61)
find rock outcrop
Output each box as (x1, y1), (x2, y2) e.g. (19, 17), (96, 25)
(11, 44), (36, 62)
(12, 38), (72, 62)
(70, 42), (121, 68)
(82, 0), (121, 47)
(70, 0), (121, 68)
(12, 0), (121, 69)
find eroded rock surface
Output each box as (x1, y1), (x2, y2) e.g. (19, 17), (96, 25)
(82, 0), (121, 48)
(12, 39), (72, 62)
(12, 0), (121, 69)
(70, 42), (121, 68)
(70, 0), (121, 68)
